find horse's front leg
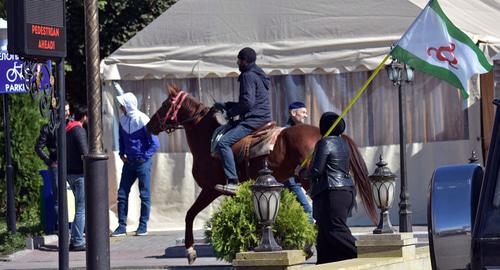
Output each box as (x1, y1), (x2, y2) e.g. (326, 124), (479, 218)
(185, 187), (220, 264)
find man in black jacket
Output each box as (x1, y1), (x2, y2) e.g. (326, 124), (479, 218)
(66, 105), (88, 251)
(34, 103), (70, 230)
(214, 47), (272, 195)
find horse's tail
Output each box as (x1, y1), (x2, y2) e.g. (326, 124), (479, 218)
(342, 134), (378, 225)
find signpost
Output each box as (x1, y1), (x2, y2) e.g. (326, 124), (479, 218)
(7, 0), (67, 58)
(6, 1), (110, 268)
(0, 44), (20, 234)
(6, 0), (69, 269)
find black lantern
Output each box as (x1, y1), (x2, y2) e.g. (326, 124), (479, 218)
(386, 55), (414, 233)
(252, 161), (284, 252)
(369, 155), (397, 234)
(385, 58), (414, 85)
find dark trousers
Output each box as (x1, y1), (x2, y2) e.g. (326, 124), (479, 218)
(49, 166), (59, 224)
(313, 188), (357, 264)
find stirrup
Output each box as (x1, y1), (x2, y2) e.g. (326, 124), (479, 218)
(214, 183), (239, 195)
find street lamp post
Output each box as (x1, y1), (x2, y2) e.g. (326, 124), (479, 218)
(252, 161), (284, 252)
(369, 155), (397, 234)
(386, 58), (414, 233)
(83, 0), (110, 269)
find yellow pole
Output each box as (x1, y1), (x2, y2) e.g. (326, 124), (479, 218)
(299, 54), (391, 168)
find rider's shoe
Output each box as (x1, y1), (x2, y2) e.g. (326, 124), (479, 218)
(214, 183), (239, 195)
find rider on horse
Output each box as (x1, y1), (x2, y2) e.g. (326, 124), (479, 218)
(214, 47), (272, 195)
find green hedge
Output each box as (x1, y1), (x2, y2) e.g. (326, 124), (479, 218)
(205, 181), (316, 262)
(0, 94), (45, 231)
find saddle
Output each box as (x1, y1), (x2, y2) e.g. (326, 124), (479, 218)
(210, 121), (284, 179)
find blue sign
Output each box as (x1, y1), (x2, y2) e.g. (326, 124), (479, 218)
(0, 50), (27, 94)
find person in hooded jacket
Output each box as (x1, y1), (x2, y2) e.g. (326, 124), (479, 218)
(214, 47), (272, 195)
(111, 92), (160, 237)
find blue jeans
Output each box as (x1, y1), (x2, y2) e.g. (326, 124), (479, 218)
(215, 124), (254, 181)
(117, 158), (152, 230)
(284, 177), (314, 223)
(49, 166), (59, 224)
(67, 174), (85, 247)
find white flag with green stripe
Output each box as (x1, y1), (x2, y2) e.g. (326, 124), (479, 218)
(391, 0), (493, 98)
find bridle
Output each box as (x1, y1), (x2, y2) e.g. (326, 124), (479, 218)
(156, 90), (211, 134)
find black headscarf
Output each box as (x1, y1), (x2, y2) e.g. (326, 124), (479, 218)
(319, 112), (346, 136)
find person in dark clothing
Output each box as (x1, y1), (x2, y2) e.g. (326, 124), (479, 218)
(283, 102), (313, 223)
(66, 105), (88, 251)
(306, 112), (357, 264)
(34, 103), (71, 231)
(214, 47), (272, 195)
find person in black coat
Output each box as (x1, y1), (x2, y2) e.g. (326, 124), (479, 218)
(214, 47), (272, 195)
(65, 105), (89, 251)
(306, 112), (357, 264)
(34, 103), (70, 230)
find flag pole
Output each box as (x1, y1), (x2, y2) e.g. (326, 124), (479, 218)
(298, 53), (391, 169)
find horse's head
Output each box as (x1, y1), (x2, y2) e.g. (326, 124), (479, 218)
(146, 85), (208, 135)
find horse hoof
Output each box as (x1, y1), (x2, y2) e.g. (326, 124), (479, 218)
(186, 247), (197, 265)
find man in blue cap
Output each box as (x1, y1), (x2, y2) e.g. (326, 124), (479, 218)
(284, 101), (313, 223)
(286, 101), (308, 127)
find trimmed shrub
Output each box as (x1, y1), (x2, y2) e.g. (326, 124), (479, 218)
(0, 94), (45, 231)
(205, 181), (316, 262)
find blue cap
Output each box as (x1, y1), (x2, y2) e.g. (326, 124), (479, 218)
(288, 102), (306, 110)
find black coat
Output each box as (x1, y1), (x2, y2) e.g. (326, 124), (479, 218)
(66, 124), (89, 175)
(35, 124), (57, 166)
(308, 136), (354, 198)
(225, 63), (272, 129)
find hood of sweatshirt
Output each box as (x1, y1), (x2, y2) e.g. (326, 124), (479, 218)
(116, 92), (150, 134)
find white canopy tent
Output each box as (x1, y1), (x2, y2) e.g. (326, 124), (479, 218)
(101, 0), (500, 80)
(100, 0), (500, 232)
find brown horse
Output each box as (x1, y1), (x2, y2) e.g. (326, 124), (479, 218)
(146, 85), (376, 264)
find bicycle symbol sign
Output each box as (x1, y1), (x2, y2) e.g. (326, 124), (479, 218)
(6, 63), (24, 83)
(0, 50), (27, 94)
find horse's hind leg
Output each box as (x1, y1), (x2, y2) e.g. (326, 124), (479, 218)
(185, 188), (220, 264)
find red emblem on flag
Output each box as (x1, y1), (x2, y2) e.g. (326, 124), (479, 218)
(427, 43), (458, 69)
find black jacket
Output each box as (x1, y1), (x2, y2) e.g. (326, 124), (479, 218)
(66, 122), (88, 175)
(35, 124), (57, 166)
(225, 63), (272, 129)
(308, 136), (354, 198)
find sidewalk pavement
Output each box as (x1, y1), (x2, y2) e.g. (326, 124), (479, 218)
(0, 226), (428, 270)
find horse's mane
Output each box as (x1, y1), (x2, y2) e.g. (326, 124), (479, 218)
(342, 134), (378, 225)
(185, 95), (210, 118)
(171, 85), (214, 124)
